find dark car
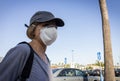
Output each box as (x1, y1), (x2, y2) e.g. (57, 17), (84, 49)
(90, 69), (103, 76)
(89, 69), (120, 81)
(115, 69), (120, 77)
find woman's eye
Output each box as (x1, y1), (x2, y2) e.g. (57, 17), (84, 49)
(43, 23), (49, 26)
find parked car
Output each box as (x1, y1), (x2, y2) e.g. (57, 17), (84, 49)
(52, 68), (99, 81)
(90, 69), (103, 76)
(115, 69), (120, 77)
(89, 69), (120, 81)
(82, 70), (93, 76)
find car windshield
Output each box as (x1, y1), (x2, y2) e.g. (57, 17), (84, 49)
(52, 68), (61, 73)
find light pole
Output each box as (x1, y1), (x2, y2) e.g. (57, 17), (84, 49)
(71, 50), (74, 68)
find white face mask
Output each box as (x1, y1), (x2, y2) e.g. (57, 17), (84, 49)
(40, 27), (57, 46)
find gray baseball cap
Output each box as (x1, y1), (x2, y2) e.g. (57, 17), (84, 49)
(25, 11), (64, 27)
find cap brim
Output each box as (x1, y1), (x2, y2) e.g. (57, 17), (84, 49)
(49, 18), (64, 27)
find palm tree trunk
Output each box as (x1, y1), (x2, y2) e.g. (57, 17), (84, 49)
(99, 0), (115, 81)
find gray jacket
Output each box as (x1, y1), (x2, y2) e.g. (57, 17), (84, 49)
(0, 43), (51, 81)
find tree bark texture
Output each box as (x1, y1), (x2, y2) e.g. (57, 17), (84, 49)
(99, 0), (115, 81)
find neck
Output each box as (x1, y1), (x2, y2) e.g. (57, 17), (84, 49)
(29, 39), (46, 55)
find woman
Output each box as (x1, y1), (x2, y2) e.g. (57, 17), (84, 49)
(0, 11), (64, 81)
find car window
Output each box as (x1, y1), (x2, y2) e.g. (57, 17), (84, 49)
(58, 69), (75, 77)
(75, 69), (84, 76)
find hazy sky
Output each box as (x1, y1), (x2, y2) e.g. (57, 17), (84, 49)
(0, 0), (120, 65)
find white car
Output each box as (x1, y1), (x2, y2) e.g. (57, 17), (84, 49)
(52, 68), (99, 81)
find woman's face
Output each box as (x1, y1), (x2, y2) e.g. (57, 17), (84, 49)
(33, 21), (57, 42)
